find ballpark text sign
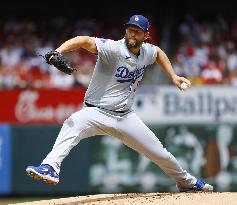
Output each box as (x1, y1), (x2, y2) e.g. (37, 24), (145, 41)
(134, 86), (237, 124)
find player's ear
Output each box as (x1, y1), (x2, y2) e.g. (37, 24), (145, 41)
(144, 32), (150, 41)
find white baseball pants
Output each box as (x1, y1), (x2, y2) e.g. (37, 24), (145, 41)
(42, 107), (197, 189)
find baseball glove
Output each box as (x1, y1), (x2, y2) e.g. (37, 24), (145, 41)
(44, 51), (76, 75)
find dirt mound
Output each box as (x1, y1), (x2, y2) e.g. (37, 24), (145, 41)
(11, 192), (236, 205)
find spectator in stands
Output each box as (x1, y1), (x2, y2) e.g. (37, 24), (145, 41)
(175, 14), (237, 86)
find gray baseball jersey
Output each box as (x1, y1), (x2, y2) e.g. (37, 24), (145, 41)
(84, 38), (157, 112)
(41, 37), (197, 190)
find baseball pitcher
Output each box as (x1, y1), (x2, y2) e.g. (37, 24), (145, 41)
(26, 15), (213, 192)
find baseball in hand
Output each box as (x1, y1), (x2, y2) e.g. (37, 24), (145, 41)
(180, 82), (188, 91)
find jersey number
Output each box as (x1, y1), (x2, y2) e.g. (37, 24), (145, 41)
(133, 80), (141, 92)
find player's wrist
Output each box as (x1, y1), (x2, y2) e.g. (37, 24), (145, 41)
(170, 74), (178, 82)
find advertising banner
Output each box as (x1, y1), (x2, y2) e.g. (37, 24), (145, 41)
(0, 89), (86, 124)
(1, 86), (236, 124)
(134, 86), (237, 124)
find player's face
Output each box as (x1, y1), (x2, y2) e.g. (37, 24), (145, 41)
(125, 25), (147, 49)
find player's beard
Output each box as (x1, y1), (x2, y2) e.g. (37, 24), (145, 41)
(125, 36), (143, 49)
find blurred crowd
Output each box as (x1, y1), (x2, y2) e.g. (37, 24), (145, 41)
(0, 16), (124, 90)
(0, 16), (159, 90)
(173, 14), (237, 86)
(1, 14), (237, 90)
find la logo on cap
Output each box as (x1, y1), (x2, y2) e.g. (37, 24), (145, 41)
(135, 16), (139, 21)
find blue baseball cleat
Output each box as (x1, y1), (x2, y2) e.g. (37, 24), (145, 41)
(178, 179), (213, 192)
(26, 164), (59, 185)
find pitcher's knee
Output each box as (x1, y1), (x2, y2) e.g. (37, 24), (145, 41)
(64, 110), (88, 129)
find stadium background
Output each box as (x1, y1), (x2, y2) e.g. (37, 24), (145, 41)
(0, 0), (237, 203)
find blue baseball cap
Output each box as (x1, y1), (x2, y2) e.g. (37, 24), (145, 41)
(124, 15), (150, 32)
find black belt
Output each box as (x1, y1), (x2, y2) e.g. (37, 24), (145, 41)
(85, 102), (128, 113)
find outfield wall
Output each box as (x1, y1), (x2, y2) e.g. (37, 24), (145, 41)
(0, 86), (237, 195)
